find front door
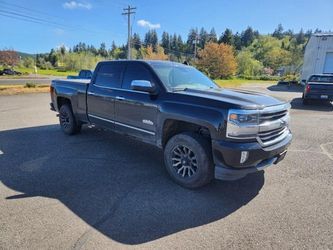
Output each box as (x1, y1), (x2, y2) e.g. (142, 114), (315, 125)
(114, 62), (159, 143)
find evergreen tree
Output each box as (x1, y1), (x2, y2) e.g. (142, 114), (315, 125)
(208, 28), (217, 43)
(144, 30), (158, 51)
(296, 28), (306, 44)
(272, 24), (284, 39)
(98, 43), (108, 57)
(161, 32), (170, 52)
(219, 28), (234, 45)
(284, 29), (294, 37)
(199, 27), (208, 49)
(241, 27), (255, 47)
(48, 49), (57, 66)
(132, 33), (141, 50)
(233, 32), (242, 50)
(186, 28), (198, 53)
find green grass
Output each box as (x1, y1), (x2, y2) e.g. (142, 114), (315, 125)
(37, 69), (78, 76)
(0, 66), (77, 77)
(215, 78), (276, 88)
(17, 67), (78, 76)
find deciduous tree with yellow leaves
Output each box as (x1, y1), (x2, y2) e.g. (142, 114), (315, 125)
(196, 42), (237, 79)
(143, 45), (168, 60)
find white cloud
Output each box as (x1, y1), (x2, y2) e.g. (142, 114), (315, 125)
(54, 28), (65, 36)
(63, 1), (92, 10)
(137, 19), (161, 29)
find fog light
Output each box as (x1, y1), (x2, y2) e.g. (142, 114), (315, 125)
(240, 151), (249, 164)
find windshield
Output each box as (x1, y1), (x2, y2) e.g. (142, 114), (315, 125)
(309, 75), (333, 83)
(150, 62), (218, 91)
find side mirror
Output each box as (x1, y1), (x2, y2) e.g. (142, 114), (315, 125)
(130, 80), (155, 93)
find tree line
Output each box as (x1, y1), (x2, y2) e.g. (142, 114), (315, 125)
(0, 25), (325, 79)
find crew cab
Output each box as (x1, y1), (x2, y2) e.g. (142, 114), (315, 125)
(302, 74), (333, 105)
(50, 60), (292, 188)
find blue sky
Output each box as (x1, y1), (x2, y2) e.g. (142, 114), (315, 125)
(0, 0), (332, 53)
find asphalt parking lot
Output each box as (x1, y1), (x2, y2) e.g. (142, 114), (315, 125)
(0, 84), (332, 249)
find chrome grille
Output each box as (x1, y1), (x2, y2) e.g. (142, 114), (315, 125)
(259, 110), (288, 122)
(257, 104), (290, 147)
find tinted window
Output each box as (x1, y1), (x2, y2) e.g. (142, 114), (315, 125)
(122, 63), (153, 90)
(309, 75), (333, 83)
(95, 63), (124, 88)
(86, 71), (92, 78)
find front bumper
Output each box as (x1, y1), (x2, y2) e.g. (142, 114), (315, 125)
(212, 132), (292, 181)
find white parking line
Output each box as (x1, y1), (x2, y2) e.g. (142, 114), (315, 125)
(320, 142), (333, 161)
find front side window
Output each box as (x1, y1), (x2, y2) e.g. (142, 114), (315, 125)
(94, 63), (124, 88)
(122, 62), (153, 90)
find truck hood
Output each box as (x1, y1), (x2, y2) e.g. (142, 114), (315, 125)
(176, 88), (285, 109)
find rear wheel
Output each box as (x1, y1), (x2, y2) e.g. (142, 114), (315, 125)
(164, 132), (213, 188)
(59, 104), (81, 135)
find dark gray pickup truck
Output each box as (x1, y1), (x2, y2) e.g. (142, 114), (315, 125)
(302, 74), (333, 104)
(50, 60), (292, 188)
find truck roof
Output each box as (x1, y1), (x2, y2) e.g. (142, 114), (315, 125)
(312, 33), (333, 37)
(99, 59), (189, 67)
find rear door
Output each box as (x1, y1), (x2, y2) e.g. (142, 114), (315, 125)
(114, 62), (159, 143)
(87, 62), (126, 128)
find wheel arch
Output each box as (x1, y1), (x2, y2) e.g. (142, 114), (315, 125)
(160, 118), (215, 148)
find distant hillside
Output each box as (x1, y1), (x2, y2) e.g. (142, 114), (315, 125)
(17, 51), (35, 59)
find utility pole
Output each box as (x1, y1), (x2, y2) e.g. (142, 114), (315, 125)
(122, 5), (136, 59)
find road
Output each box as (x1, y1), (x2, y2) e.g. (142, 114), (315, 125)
(0, 84), (332, 249)
(0, 76), (63, 85)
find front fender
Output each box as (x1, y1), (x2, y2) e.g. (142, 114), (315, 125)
(157, 101), (225, 145)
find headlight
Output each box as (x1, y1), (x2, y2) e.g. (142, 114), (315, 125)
(229, 112), (258, 124)
(226, 109), (259, 139)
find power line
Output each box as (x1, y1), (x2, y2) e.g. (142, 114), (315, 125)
(0, 9), (70, 29)
(0, 0), (62, 20)
(122, 5), (136, 59)
(0, 2), (119, 36)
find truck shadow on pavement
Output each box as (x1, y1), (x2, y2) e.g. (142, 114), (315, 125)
(290, 98), (333, 111)
(0, 125), (264, 245)
(267, 84), (304, 93)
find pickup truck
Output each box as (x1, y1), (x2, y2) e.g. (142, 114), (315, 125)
(302, 74), (333, 105)
(50, 60), (292, 188)
(67, 69), (93, 80)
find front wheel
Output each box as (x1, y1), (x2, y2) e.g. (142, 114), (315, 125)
(59, 104), (81, 135)
(164, 132), (213, 188)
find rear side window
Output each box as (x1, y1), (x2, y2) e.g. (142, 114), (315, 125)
(94, 63), (124, 88)
(122, 63), (154, 90)
(86, 71), (92, 78)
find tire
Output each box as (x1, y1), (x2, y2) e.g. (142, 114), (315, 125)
(164, 132), (213, 188)
(302, 94), (309, 105)
(59, 104), (81, 135)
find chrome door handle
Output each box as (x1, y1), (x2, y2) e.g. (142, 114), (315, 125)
(116, 96), (125, 101)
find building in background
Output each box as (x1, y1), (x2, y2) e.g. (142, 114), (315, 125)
(301, 33), (333, 84)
